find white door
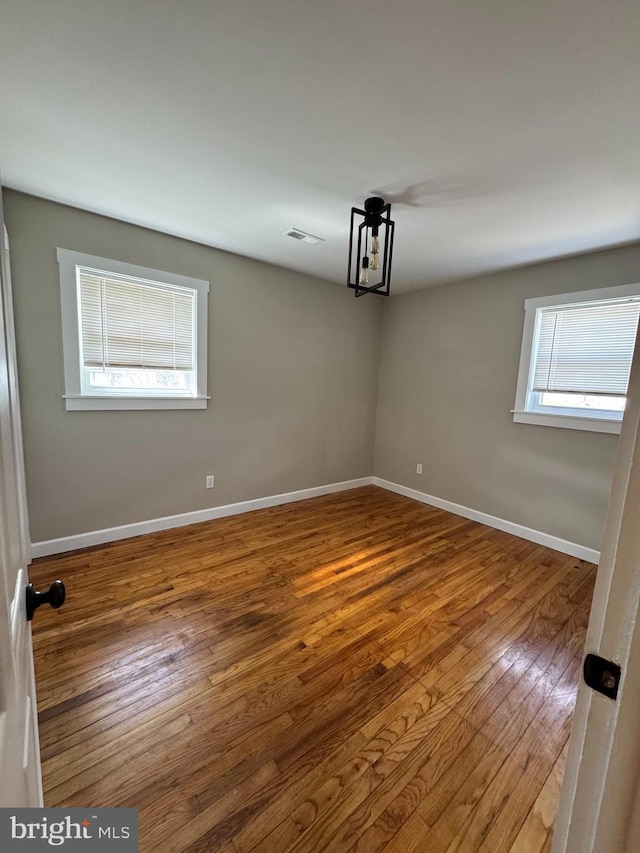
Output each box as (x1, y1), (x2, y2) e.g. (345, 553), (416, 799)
(553, 322), (640, 852)
(0, 188), (43, 807)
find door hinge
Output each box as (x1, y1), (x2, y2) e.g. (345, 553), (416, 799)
(583, 653), (621, 700)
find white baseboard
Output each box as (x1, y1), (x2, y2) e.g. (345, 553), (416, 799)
(32, 474), (600, 565)
(31, 476), (374, 559)
(372, 477), (600, 564)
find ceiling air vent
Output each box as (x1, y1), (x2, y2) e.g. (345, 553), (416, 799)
(284, 228), (325, 245)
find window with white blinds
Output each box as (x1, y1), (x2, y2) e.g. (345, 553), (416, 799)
(514, 284), (640, 434)
(79, 270), (195, 372)
(57, 249), (209, 411)
(532, 300), (640, 396)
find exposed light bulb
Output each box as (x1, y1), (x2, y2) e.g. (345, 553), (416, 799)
(369, 231), (380, 270)
(359, 256), (369, 285)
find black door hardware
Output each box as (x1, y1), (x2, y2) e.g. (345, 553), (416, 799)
(25, 580), (66, 622)
(583, 653), (621, 701)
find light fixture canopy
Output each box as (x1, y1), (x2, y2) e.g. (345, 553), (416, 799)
(347, 196), (395, 297)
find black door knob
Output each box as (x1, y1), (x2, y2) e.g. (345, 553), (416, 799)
(25, 580), (66, 621)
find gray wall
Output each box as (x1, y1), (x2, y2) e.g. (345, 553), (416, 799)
(5, 191), (383, 542)
(7, 189), (639, 552)
(374, 245), (640, 552)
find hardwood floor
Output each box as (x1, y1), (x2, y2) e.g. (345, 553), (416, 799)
(29, 485), (596, 852)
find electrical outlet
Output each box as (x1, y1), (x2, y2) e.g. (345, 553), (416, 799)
(416, 463), (423, 475)
(206, 475), (215, 489)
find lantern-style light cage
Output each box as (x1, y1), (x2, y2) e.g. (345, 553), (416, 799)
(347, 196), (395, 297)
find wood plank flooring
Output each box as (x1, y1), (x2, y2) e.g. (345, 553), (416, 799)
(29, 485), (596, 852)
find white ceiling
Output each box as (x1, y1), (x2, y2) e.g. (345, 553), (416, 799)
(1, 0), (639, 294)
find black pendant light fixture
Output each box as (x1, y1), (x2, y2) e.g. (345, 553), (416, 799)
(347, 196), (395, 297)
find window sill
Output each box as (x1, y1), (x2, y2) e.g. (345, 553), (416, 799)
(512, 410), (621, 434)
(63, 395), (209, 411)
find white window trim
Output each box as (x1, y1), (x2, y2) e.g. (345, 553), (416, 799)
(57, 249), (210, 411)
(513, 282), (640, 435)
